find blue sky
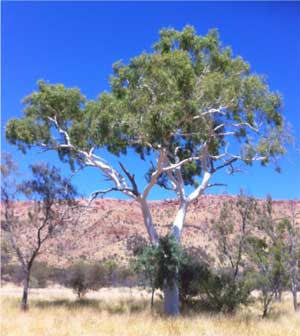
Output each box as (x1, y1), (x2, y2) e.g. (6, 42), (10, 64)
(1, 1), (300, 200)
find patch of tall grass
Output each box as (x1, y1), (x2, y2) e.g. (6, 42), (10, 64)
(1, 287), (299, 336)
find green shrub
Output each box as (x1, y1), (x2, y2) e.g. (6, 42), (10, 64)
(1, 264), (24, 284)
(179, 256), (210, 303)
(63, 261), (109, 298)
(200, 268), (254, 313)
(30, 262), (51, 288)
(63, 262), (91, 298)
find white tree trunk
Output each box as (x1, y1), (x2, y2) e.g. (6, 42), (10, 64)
(138, 197), (159, 245)
(291, 277), (299, 312)
(171, 200), (188, 242)
(164, 172), (211, 316)
(162, 200), (188, 316)
(163, 278), (179, 316)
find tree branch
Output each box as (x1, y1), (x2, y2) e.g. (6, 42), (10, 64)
(214, 122), (259, 133)
(162, 155), (201, 172)
(187, 171), (212, 203)
(46, 115), (136, 199)
(142, 149), (166, 199)
(119, 162), (139, 196)
(193, 106), (227, 119)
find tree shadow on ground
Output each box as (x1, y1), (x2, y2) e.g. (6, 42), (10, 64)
(180, 299), (225, 317)
(180, 299), (290, 320)
(33, 297), (154, 314)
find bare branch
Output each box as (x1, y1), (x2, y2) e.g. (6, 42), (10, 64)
(87, 187), (134, 206)
(119, 161), (139, 196)
(214, 158), (238, 173)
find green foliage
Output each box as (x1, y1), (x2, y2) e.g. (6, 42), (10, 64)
(1, 261), (60, 288)
(200, 268), (254, 313)
(133, 243), (158, 287)
(134, 230), (253, 312)
(63, 261), (108, 298)
(245, 195), (292, 317)
(246, 235), (280, 317)
(64, 261), (91, 298)
(199, 193), (259, 312)
(133, 234), (187, 290)
(1, 239), (12, 266)
(6, 26), (287, 183)
(179, 255), (210, 303)
(30, 262), (53, 288)
(19, 163), (77, 204)
(155, 235), (187, 289)
(1, 264), (25, 284)
(101, 260), (118, 286)
(178, 253), (253, 313)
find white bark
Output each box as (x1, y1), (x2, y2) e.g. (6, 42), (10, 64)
(171, 201), (188, 242)
(163, 279), (179, 316)
(291, 278), (299, 312)
(143, 149), (165, 199)
(188, 171), (211, 202)
(138, 197), (159, 245)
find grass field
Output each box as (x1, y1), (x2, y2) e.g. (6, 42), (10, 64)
(1, 285), (299, 336)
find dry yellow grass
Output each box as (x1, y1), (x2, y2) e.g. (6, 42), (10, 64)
(1, 286), (299, 336)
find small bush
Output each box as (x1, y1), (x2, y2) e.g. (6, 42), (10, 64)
(200, 268), (253, 313)
(1, 261), (61, 288)
(179, 257), (210, 303)
(1, 264), (25, 284)
(103, 260), (121, 286)
(63, 262), (91, 298)
(30, 262), (52, 288)
(179, 256), (253, 313)
(87, 263), (108, 290)
(62, 261), (109, 298)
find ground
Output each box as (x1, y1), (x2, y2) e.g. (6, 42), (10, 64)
(1, 285), (299, 336)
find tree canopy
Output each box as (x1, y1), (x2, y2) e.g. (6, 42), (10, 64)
(6, 26), (286, 186)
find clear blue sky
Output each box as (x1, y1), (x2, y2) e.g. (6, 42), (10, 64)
(1, 1), (300, 200)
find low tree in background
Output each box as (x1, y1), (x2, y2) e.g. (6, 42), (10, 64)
(63, 262), (91, 298)
(63, 261), (114, 298)
(29, 261), (53, 288)
(1, 154), (77, 311)
(244, 196), (291, 317)
(206, 193), (257, 312)
(256, 196), (289, 302)
(102, 260), (119, 287)
(246, 235), (281, 318)
(133, 244), (159, 309)
(178, 253), (211, 306)
(284, 202), (300, 312)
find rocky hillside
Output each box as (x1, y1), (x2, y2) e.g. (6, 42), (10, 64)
(2, 195), (300, 267)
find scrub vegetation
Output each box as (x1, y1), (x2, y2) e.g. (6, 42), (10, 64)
(1, 287), (299, 336)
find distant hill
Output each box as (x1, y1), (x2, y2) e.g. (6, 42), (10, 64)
(2, 195), (300, 267)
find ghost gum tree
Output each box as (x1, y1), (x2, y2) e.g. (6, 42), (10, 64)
(6, 26), (288, 315)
